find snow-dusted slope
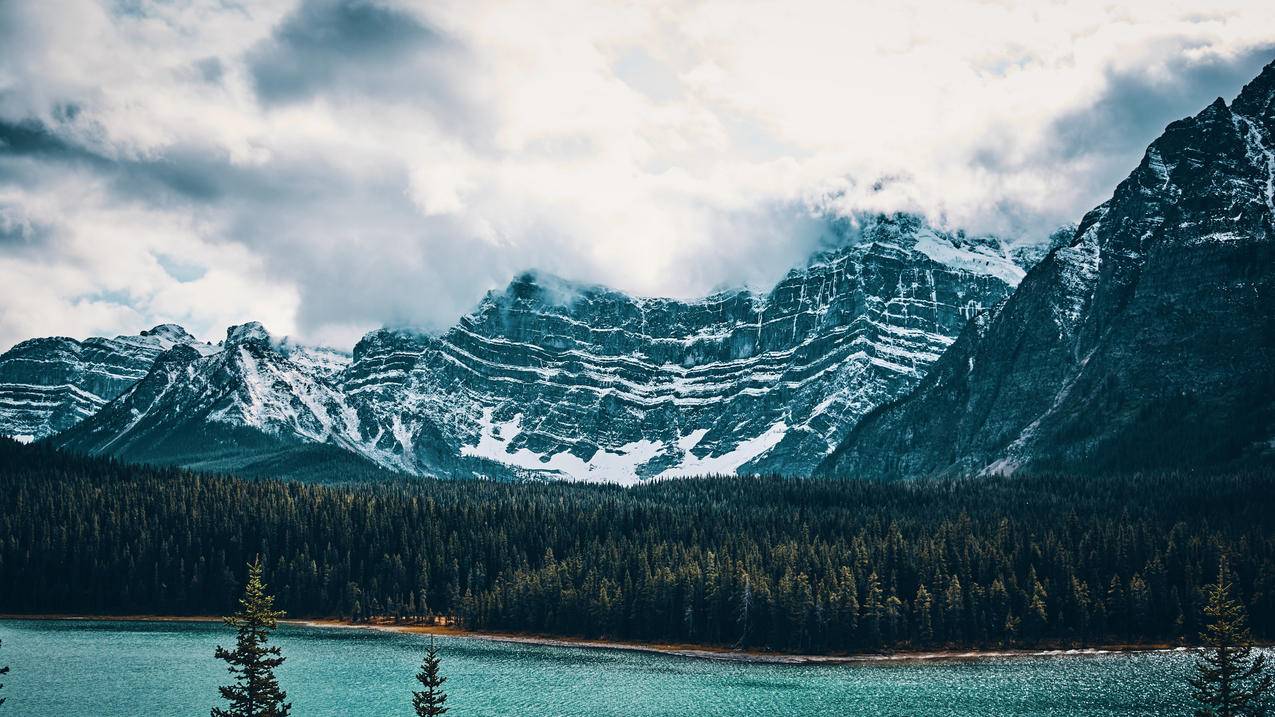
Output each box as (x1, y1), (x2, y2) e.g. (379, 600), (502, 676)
(39, 215), (1034, 483)
(341, 214), (1026, 481)
(821, 60), (1275, 478)
(0, 324), (215, 441)
(52, 322), (384, 477)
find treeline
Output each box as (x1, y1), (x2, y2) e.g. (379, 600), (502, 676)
(2, 439), (1274, 654)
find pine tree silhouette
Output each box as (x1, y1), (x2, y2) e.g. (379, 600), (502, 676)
(413, 637), (449, 716)
(212, 557), (291, 717)
(1190, 557), (1272, 717)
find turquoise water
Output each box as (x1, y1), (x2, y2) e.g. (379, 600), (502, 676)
(0, 619), (1212, 716)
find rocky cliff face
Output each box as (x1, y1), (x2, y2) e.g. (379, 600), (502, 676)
(19, 214), (1029, 482)
(820, 60), (1275, 478)
(342, 214), (1025, 482)
(0, 324), (214, 442)
(50, 322), (409, 479)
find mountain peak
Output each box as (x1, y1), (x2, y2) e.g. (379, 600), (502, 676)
(488, 270), (617, 311)
(820, 58), (1275, 479)
(140, 323), (195, 344)
(1233, 58), (1275, 123)
(224, 322), (271, 347)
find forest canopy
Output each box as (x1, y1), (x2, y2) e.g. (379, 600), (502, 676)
(1, 438), (1273, 654)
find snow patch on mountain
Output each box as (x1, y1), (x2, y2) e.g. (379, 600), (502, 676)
(462, 408), (664, 485)
(283, 345), (352, 381)
(912, 228), (1027, 285)
(657, 421), (789, 478)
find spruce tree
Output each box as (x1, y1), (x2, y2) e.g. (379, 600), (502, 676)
(913, 584), (934, 646)
(212, 557), (291, 717)
(1190, 557), (1272, 717)
(413, 637), (449, 716)
(0, 637), (8, 708)
(734, 572), (752, 648)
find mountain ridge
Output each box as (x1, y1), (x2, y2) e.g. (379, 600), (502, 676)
(6, 213), (1035, 481)
(0, 323), (217, 442)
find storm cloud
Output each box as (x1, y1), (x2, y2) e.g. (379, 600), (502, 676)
(1041, 44), (1275, 201)
(1, 0), (1273, 351)
(248, 0), (452, 105)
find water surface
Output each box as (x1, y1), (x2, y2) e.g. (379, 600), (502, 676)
(0, 619), (1212, 716)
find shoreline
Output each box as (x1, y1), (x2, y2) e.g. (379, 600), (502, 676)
(0, 613), (1197, 664)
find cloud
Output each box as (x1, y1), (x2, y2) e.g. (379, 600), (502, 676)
(0, 0), (1274, 351)
(1050, 45), (1275, 158)
(1031, 42), (1275, 209)
(248, 0), (453, 106)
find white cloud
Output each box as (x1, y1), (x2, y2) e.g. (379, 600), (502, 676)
(0, 176), (298, 348)
(1, 0), (1273, 349)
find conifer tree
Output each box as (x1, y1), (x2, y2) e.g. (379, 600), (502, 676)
(862, 571), (885, 649)
(734, 572), (752, 648)
(1190, 557), (1272, 717)
(212, 557), (291, 717)
(0, 637), (8, 708)
(913, 584), (934, 646)
(413, 637), (449, 716)
(1025, 574), (1050, 640)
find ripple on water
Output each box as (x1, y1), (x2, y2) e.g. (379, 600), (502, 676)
(0, 619), (1224, 717)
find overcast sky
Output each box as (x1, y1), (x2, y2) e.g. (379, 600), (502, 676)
(1, 0), (1273, 350)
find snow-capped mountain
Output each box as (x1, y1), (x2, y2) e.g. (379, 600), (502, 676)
(820, 60), (1275, 478)
(51, 322), (386, 478)
(342, 214), (1027, 482)
(0, 324), (215, 442)
(10, 214), (1033, 482)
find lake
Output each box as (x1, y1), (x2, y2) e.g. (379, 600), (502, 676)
(0, 618), (1215, 716)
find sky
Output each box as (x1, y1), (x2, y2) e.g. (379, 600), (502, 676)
(1, 1), (1273, 351)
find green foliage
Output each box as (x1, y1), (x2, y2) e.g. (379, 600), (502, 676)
(2, 439), (1275, 654)
(211, 557), (291, 717)
(1190, 558), (1273, 717)
(413, 638), (448, 716)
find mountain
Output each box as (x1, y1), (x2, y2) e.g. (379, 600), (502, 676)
(819, 60), (1275, 479)
(50, 322), (407, 481)
(342, 214), (1027, 482)
(22, 214), (1033, 482)
(0, 324), (215, 442)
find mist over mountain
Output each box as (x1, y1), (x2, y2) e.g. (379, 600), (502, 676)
(4, 53), (1274, 483)
(5, 214), (1034, 482)
(3, 2), (1274, 355)
(820, 60), (1275, 478)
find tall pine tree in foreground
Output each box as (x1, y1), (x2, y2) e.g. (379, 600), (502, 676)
(212, 557), (291, 717)
(413, 637), (449, 716)
(0, 637), (8, 708)
(1190, 557), (1272, 717)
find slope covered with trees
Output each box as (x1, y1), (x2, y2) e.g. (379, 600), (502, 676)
(2, 439), (1273, 654)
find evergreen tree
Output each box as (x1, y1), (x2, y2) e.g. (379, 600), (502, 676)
(1025, 574), (1050, 640)
(1190, 558), (1272, 717)
(413, 637), (449, 716)
(212, 557), (291, 717)
(913, 584), (934, 646)
(862, 571), (885, 648)
(0, 637), (8, 708)
(735, 572), (752, 648)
